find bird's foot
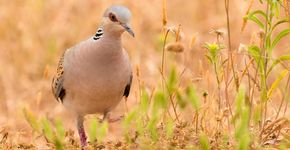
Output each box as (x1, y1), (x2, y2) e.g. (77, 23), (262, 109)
(100, 113), (124, 123)
(107, 115), (124, 123)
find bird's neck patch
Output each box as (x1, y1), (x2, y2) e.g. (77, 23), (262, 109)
(93, 28), (103, 40)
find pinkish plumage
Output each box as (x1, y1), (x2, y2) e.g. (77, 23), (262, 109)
(51, 5), (134, 149)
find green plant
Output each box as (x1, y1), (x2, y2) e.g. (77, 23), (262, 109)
(244, 0), (290, 131)
(41, 118), (65, 150)
(23, 108), (66, 150)
(233, 87), (251, 150)
(204, 42), (224, 110)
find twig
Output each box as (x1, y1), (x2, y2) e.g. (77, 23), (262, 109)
(159, 69), (180, 123)
(241, 0), (255, 31)
(224, 0), (235, 122)
(225, 0), (238, 91)
(161, 29), (170, 92)
(262, 1), (271, 130)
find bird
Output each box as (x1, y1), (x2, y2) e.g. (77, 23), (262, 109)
(51, 5), (134, 149)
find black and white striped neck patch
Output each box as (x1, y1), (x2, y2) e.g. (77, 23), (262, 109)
(93, 28), (103, 40)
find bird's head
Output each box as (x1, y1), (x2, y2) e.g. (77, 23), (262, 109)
(102, 5), (134, 37)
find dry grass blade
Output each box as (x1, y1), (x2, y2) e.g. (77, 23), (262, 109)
(241, 0), (255, 31)
(260, 118), (287, 139)
(0, 1), (289, 149)
(239, 58), (254, 83)
(267, 70), (289, 99)
(0, 129), (8, 144)
(43, 65), (49, 79)
(190, 35), (196, 49)
(283, 0), (289, 17)
(162, 0), (168, 27)
(261, 118), (289, 143)
(175, 25), (181, 42)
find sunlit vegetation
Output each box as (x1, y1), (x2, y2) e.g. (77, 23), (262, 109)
(0, 0), (289, 149)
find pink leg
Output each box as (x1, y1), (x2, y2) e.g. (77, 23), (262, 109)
(77, 116), (87, 149)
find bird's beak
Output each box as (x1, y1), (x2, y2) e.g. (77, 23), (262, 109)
(121, 23), (135, 37)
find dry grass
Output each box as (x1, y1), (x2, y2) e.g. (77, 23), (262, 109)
(0, 0), (289, 149)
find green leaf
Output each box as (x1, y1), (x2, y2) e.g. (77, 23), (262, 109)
(97, 121), (108, 143)
(271, 28), (290, 50)
(204, 42), (223, 64)
(165, 118), (174, 138)
(267, 70), (289, 99)
(273, 0), (280, 17)
(249, 10), (267, 20)
(247, 15), (264, 29)
(23, 108), (40, 133)
(123, 109), (138, 127)
(265, 33), (271, 50)
(140, 88), (150, 114)
(233, 86), (250, 150)
(235, 87), (246, 116)
(199, 133), (210, 150)
(88, 119), (108, 143)
(176, 90), (187, 109)
(205, 55), (213, 64)
(253, 104), (262, 125)
(247, 45), (260, 62)
(271, 19), (290, 33)
(147, 116), (159, 141)
(41, 118), (54, 143)
(88, 117), (98, 144)
(235, 107), (250, 150)
(267, 55), (290, 76)
(123, 108), (138, 138)
(186, 85), (200, 110)
(40, 118), (64, 150)
(168, 67), (178, 93)
(55, 118), (65, 142)
(246, 10), (267, 29)
(247, 45), (264, 74)
(152, 90), (167, 116)
(136, 117), (145, 135)
(237, 127), (251, 150)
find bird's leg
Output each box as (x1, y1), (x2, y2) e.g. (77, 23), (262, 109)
(124, 97), (129, 113)
(77, 116), (87, 149)
(100, 112), (109, 123)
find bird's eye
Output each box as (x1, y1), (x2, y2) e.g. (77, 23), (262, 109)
(109, 13), (118, 22)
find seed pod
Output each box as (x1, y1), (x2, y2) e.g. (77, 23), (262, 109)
(165, 42), (185, 53)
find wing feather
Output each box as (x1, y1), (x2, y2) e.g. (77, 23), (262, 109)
(123, 74), (132, 98)
(52, 52), (66, 102)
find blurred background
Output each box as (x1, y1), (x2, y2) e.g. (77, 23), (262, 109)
(0, 0), (289, 147)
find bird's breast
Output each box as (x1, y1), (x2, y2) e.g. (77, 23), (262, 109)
(63, 48), (131, 114)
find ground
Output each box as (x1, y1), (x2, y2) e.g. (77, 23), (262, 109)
(0, 0), (289, 149)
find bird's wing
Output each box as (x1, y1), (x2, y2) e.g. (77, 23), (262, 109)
(52, 51), (67, 102)
(123, 74), (133, 98)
